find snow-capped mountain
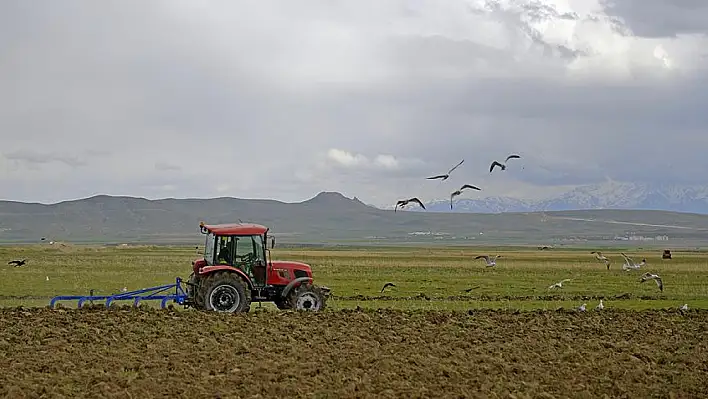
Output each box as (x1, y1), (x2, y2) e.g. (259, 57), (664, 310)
(418, 182), (708, 214)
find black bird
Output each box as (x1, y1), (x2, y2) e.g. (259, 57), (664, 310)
(381, 282), (396, 293)
(395, 197), (426, 212)
(489, 154), (521, 173)
(450, 184), (482, 209)
(426, 159), (464, 181)
(463, 286), (480, 293)
(8, 259), (27, 267)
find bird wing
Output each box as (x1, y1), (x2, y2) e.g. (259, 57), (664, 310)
(447, 159), (464, 174)
(460, 184), (481, 191)
(621, 252), (634, 264)
(475, 255), (490, 262)
(655, 278), (663, 291)
(489, 161), (503, 173)
(426, 174), (448, 180)
(409, 197), (426, 209)
(561, 279), (571, 283)
(505, 154), (521, 162)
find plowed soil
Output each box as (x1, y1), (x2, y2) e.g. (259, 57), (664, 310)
(1, 307), (707, 398)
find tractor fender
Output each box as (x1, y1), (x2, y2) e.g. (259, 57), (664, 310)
(197, 265), (254, 290)
(281, 276), (313, 298)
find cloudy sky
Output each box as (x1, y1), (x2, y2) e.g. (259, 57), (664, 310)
(1, 0), (707, 207)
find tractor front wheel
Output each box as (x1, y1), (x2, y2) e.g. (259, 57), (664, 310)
(288, 284), (327, 311)
(198, 271), (251, 313)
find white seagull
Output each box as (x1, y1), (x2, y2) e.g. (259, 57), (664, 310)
(489, 154), (521, 173)
(427, 159), (464, 181)
(548, 279), (571, 289)
(621, 253), (646, 271)
(578, 303), (587, 312)
(591, 251), (611, 270)
(475, 255), (501, 267)
(639, 272), (663, 292)
(595, 299), (604, 310)
(680, 303), (688, 311)
(450, 184), (482, 210)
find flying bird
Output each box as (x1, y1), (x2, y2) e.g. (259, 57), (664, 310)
(591, 251), (611, 270)
(489, 154), (521, 173)
(450, 184), (482, 209)
(8, 259), (27, 267)
(548, 279), (571, 289)
(475, 255), (500, 267)
(463, 286), (480, 293)
(381, 282), (396, 293)
(640, 272), (663, 292)
(621, 253), (646, 271)
(394, 197), (426, 212)
(426, 159), (464, 181)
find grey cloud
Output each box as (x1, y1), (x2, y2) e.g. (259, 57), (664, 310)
(601, 0), (708, 37)
(0, 1), (706, 206)
(154, 162), (182, 171)
(3, 150), (87, 168)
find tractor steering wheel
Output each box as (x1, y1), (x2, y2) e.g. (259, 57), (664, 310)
(237, 252), (256, 264)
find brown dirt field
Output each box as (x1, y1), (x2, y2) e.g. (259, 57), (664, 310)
(1, 307), (707, 399)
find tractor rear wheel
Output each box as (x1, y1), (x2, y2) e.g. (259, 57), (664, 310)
(198, 271), (251, 313)
(287, 283), (327, 311)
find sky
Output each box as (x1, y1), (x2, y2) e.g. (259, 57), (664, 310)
(1, 0), (707, 207)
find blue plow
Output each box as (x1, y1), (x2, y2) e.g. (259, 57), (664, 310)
(49, 277), (189, 309)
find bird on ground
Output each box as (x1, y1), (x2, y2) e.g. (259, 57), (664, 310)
(463, 286), (481, 293)
(548, 279), (571, 289)
(8, 259), (27, 267)
(591, 251), (611, 269)
(640, 272), (663, 292)
(381, 282), (396, 293)
(426, 159), (464, 181)
(489, 154), (521, 173)
(680, 303), (688, 311)
(595, 299), (604, 310)
(578, 303), (587, 311)
(621, 253), (646, 271)
(450, 184), (482, 209)
(475, 255), (500, 267)
(394, 197), (426, 212)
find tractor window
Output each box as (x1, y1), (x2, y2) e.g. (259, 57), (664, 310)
(204, 233), (216, 265)
(234, 236), (254, 259)
(216, 236), (236, 265)
(252, 234), (265, 262)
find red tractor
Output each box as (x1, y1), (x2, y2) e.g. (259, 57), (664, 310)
(185, 221), (330, 312)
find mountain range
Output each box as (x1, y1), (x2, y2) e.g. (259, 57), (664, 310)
(421, 182), (708, 215)
(1, 190), (708, 246)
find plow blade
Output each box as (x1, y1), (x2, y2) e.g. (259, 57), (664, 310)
(50, 277), (189, 309)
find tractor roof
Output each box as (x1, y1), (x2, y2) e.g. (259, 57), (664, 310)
(200, 222), (268, 236)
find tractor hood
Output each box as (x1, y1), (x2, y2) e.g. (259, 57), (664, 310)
(270, 260), (312, 271)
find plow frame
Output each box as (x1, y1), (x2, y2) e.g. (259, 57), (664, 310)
(49, 277), (189, 309)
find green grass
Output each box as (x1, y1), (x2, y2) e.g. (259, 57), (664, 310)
(1, 244), (707, 310)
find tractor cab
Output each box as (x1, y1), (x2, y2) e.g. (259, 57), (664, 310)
(199, 222), (275, 287)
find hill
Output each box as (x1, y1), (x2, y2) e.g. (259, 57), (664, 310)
(1, 192), (708, 246)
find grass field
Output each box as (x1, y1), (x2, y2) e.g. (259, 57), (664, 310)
(1, 244), (707, 397)
(1, 244), (706, 310)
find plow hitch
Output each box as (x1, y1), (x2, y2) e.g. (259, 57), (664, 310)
(49, 277), (188, 309)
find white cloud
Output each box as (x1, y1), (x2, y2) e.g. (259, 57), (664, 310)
(326, 149), (369, 168)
